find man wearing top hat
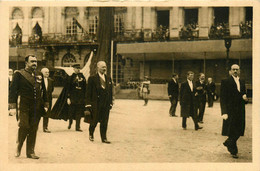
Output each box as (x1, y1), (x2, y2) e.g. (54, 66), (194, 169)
(67, 64), (86, 132)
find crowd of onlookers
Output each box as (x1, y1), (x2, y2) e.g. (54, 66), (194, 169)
(240, 20), (252, 38)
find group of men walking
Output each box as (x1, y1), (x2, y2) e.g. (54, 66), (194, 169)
(167, 64), (248, 158)
(8, 54), (248, 160)
(9, 55), (113, 159)
(167, 71), (216, 126)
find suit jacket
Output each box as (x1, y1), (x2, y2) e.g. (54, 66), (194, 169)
(85, 74), (113, 124)
(44, 77), (54, 110)
(9, 69), (48, 119)
(220, 76), (246, 136)
(180, 80), (196, 117)
(167, 79), (179, 99)
(206, 82), (216, 95)
(195, 80), (206, 102)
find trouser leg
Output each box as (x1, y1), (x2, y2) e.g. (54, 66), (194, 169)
(192, 112), (199, 128)
(26, 116), (40, 156)
(198, 101), (206, 121)
(100, 115), (109, 140)
(75, 115), (81, 130)
(43, 117), (49, 129)
(89, 123), (97, 136)
(228, 135), (240, 155)
(182, 117), (187, 128)
(208, 95), (213, 107)
(16, 127), (28, 155)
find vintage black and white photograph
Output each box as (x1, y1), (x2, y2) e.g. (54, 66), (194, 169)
(1, 1), (259, 170)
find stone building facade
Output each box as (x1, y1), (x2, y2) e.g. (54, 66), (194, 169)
(9, 6), (252, 90)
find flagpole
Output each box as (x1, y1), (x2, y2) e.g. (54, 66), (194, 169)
(110, 40), (113, 80)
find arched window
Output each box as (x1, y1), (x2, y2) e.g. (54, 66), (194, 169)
(62, 53), (77, 67)
(32, 7), (43, 18)
(32, 22), (42, 42)
(11, 23), (22, 46)
(12, 8), (23, 19)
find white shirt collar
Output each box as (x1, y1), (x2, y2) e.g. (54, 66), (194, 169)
(98, 72), (105, 81)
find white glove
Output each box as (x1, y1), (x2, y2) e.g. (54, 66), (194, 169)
(44, 107), (48, 112)
(222, 114), (228, 120)
(242, 94), (248, 101)
(67, 98), (71, 105)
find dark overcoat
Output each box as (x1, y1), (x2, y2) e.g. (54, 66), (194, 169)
(84, 74), (113, 125)
(167, 79), (179, 99)
(220, 76), (246, 136)
(180, 80), (197, 117)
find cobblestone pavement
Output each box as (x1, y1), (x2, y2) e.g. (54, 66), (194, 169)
(6, 99), (254, 170)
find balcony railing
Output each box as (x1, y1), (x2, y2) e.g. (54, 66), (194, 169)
(9, 22), (252, 47)
(28, 33), (98, 45)
(179, 23), (199, 40)
(209, 22), (230, 39)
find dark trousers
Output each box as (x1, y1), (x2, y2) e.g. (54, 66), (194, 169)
(182, 115), (199, 129)
(169, 97), (178, 116)
(208, 94), (214, 107)
(17, 98), (42, 156)
(17, 114), (41, 155)
(89, 112), (110, 140)
(198, 100), (206, 122)
(69, 104), (84, 130)
(43, 117), (49, 129)
(225, 135), (240, 155)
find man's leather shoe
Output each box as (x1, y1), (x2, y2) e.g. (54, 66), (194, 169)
(195, 126), (203, 130)
(89, 135), (94, 142)
(43, 129), (51, 133)
(102, 139), (111, 144)
(76, 129), (83, 132)
(232, 154), (239, 159)
(15, 151), (20, 157)
(27, 154), (40, 159)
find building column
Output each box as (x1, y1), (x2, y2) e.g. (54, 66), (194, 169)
(170, 7), (180, 40)
(61, 7), (65, 34)
(198, 7), (209, 39)
(229, 7), (241, 37)
(143, 7), (152, 41)
(135, 7), (143, 40)
(78, 7), (85, 29)
(43, 7), (49, 34)
(22, 7), (29, 42)
(124, 7), (133, 38)
(56, 7), (62, 33)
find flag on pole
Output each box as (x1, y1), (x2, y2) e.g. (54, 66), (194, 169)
(81, 51), (93, 82)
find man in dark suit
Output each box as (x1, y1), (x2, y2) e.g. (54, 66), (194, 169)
(206, 77), (216, 107)
(167, 73), (179, 117)
(9, 55), (48, 159)
(41, 67), (54, 133)
(67, 64), (86, 132)
(195, 73), (207, 123)
(220, 64), (248, 159)
(180, 71), (202, 130)
(85, 61), (113, 143)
